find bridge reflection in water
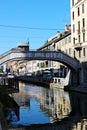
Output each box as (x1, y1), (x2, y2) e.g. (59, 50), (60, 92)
(9, 82), (87, 129)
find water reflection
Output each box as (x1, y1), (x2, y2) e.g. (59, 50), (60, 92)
(9, 82), (87, 129)
(39, 86), (71, 121)
(9, 82), (71, 126)
(68, 92), (87, 130)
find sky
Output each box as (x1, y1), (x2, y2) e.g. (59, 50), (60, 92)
(0, 0), (70, 55)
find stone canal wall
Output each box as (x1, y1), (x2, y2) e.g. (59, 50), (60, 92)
(16, 75), (52, 87)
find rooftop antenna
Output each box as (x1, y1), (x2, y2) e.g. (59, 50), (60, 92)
(27, 37), (29, 45)
(27, 37), (30, 50)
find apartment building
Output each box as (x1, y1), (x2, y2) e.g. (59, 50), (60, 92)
(55, 25), (72, 56)
(37, 0), (87, 78)
(38, 33), (58, 70)
(25, 60), (40, 74)
(71, 0), (87, 62)
(38, 25), (71, 77)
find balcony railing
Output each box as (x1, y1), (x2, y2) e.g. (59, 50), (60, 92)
(74, 42), (82, 51)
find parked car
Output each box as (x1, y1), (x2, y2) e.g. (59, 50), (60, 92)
(24, 72), (33, 76)
(7, 73), (14, 78)
(43, 73), (52, 79)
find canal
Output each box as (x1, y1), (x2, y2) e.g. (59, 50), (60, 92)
(7, 82), (87, 129)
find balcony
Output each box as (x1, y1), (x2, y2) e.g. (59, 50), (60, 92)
(74, 43), (82, 51)
(77, 30), (80, 35)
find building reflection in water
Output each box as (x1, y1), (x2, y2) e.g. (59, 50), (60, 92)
(11, 82), (71, 124)
(39, 87), (71, 122)
(69, 92), (87, 130)
(11, 82), (87, 129)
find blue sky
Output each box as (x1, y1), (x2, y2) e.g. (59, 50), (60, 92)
(0, 0), (70, 55)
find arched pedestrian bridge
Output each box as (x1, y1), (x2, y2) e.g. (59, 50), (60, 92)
(0, 49), (79, 71)
(1, 48), (87, 87)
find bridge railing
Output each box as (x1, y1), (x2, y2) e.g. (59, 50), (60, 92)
(0, 50), (79, 71)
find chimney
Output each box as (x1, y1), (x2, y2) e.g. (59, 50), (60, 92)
(57, 31), (62, 38)
(65, 25), (71, 32)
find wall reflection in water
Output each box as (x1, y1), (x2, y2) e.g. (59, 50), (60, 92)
(39, 86), (71, 122)
(11, 82), (71, 125)
(11, 82), (87, 129)
(68, 92), (87, 130)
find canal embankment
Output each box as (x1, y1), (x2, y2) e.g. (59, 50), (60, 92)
(16, 75), (51, 87)
(16, 75), (87, 94)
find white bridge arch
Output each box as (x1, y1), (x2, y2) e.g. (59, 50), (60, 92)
(0, 50), (79, 71)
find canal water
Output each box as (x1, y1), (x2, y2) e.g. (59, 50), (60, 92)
(7, 82), (87, 129)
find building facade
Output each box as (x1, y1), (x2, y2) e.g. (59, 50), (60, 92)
(38, 25), (71, 77)
(1, 0), (87, 83)
(71, 0), (87, 62)
(71, 0), (87, 84)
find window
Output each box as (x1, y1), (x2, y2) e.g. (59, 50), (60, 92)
(69, 48), (71, 54)
(83, 33), (85, 42)
(78, 35), (81, 43)
(79, 50), (81, 58)
(68, 36), (71, 43)
(82, 18), (85, 28)
(82, 4), (84, 13)
(63, 39), (65, 45)
(74, 50), (75, 58)
(72, 0), (74, 6)
(73, 37), (76, 44)
(83, 48), (85, 56)
(72, 11), (74, 20)
(78, 21), (80, 34)
(78, 7), (80, 16)
(65, 38), (67, 44)
(73, 24), (75, 33)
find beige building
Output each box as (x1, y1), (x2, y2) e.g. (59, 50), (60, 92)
(25, 60), (40, 73)
(37, 0), (87, 81)
(71, 0), (87, 62)
(55, 25), (72, 56)
(38, 25), (72, 77)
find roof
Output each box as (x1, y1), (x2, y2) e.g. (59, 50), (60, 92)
(18, 42), (29, 47)
(38, 31), (71, 50)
